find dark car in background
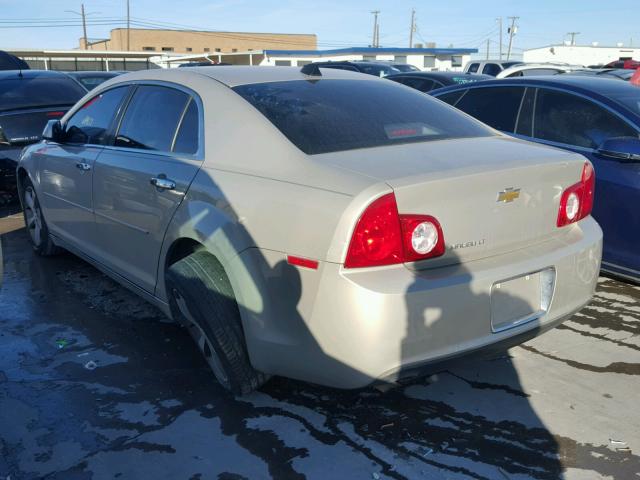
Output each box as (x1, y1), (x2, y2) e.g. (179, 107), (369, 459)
(0, 70), (85, 203)
(65, 71), (125, 91)
(387, 71), (492, 93)
(431, 77), (640, 282)
(308, 60), (401, 77)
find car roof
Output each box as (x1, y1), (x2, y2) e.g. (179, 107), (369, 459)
(0, 69), (72, 80)
(433, 75), (637, 95)
(387, 71), (491, 81)
(105, 65), (378, 87)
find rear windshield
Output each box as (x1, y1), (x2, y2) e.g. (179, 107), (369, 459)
(233, 79), (492, 155)
(0, 76), (85, 112)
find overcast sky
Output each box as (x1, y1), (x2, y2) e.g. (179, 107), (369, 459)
(1, 0), (638, 57)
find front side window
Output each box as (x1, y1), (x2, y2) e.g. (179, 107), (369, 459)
(233, 79), (492, 155)
(65, 86), (129, 145)
(534, 89), (639, 149)
(115, 85), (190, 152)
(453, 86), (526, 132)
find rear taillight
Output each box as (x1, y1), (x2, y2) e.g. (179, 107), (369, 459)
(344, 193), (445, 268)
(557, 162), (595, 227)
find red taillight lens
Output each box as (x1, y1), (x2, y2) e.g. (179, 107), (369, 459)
(344, 193), (445, 268)
(344, 193), (403, 268)
(557, 162), (595, 227)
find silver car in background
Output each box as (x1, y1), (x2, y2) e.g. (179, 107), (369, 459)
(17, 66), (602, 394)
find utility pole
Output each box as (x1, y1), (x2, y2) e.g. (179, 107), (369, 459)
(506, 16), (519, 60)
(371, 10), (380, 47)
(486, 38), (490, 60)
(567, 31), (580, 45)
(66, 4), (98, 50)
(409, 9), (416, 48)
(80, 4), (88, 50)
(496, 17), (503, 59)
(126, 0), (131, 51)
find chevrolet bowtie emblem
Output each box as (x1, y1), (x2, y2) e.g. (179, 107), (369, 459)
(497, 187), (520, 203)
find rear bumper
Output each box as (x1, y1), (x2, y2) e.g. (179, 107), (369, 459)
(237, 217), (602, 389)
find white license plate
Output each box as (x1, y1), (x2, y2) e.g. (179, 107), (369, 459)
(490, 268), (555, 332)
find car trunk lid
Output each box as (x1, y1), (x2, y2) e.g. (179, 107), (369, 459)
(319, 136), (586, 268)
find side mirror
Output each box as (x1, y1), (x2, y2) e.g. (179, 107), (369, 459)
(596, 137), (640, 162)
(42, 120), (64, 143)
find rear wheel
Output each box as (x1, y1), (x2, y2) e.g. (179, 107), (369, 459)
(21, 179), (60, 256)
(166, 250), (269, 395)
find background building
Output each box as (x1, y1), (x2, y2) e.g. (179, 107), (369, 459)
(81, 28), (317, 54)
(164, 47), (478, 71)
(524, 44), (640, 66)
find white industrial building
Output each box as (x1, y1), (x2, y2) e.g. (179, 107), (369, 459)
(163, 47), (478, 71)
(523, 44), (640, 67)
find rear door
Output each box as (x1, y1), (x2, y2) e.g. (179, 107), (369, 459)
(530, 87), (640, 273)
(36, 86), (130, 253)
(92, 84), (203, 293)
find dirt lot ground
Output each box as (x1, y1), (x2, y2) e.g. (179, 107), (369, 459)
(1, 212), (639, 480)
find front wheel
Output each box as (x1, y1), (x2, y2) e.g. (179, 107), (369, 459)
(21, 179), (60, 256)
(166, 250), (269, 395)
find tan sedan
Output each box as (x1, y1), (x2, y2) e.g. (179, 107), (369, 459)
(17, 66), (602, 394)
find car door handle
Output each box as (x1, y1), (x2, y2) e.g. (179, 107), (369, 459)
(150, 176), (176, 190)
(76, 162), (91, 171)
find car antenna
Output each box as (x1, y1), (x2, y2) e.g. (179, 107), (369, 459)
(301, 63), (322, 77)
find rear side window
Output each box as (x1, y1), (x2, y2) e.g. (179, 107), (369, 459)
(65, 86), (129, 145)
(435, 90), (467, 106)
(482, 63), (502, 76)
(115, 85), (190, 152)
(454, 86), (526, 132)
(534, 89), (639, 148)
(233, 79), (492, 155)
(399, 77), (435, 93)
(172, 99), (199, 155)
(0, 76), (85, 112)
(467, 63), (479, 73)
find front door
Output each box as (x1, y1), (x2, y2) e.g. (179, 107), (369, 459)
(37, 86), (130, 254)
(91, 85), (203, 293)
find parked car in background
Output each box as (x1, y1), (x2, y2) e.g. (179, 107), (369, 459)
(463, 60), (523, 76)
(65, 71), (125, 91)
(432, 76), (640, 282)
(496, 63), (583, 78)
(18, 66), (601, 393)
(604, 59), (640, 70)
(562, 68), (635, 81)
(306, 60), (401, 77)
(0, 70), (85, 204)
(178, 62), (232, 67)
(0, 51), (29, 71)
(387, 71), (492, 93)
(364, 60), (420, 73)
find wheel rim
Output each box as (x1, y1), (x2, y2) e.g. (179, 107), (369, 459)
(24, 187), (43, 247)
(173, 289), (230, 387)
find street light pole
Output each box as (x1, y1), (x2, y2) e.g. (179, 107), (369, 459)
(371, 10), (380, 48)
(127, 0), (131, 51)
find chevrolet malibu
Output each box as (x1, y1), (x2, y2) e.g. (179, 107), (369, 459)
(17, 66), (602, 394)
